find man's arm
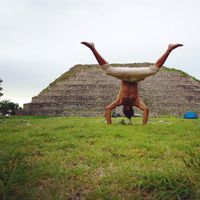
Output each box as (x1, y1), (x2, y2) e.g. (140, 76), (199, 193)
(104, 99), (120, 124)
(135, 99), (149, 125)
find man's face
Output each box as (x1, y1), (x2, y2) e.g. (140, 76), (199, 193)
(124, 105), (132, 111)
(123, 105), (134, 119)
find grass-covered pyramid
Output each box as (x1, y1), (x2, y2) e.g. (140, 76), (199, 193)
(23, 63), (200, 116)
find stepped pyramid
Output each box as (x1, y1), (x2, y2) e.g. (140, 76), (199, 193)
(23, 63), (200, 116)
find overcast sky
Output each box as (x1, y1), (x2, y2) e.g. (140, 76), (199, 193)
(1, 0), (200, 106)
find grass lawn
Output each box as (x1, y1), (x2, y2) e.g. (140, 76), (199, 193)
(0, 116), (200, 200)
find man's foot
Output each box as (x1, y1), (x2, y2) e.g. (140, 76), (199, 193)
(81, 41), (95, 49)
(168, 43), (184, 51)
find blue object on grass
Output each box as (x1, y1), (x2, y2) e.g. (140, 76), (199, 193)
(183, 112), (198, 119)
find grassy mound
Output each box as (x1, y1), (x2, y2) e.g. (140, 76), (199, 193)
(0, 116), (200, 199)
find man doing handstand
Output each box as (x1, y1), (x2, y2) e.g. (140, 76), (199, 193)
(81, 42), (183, 124)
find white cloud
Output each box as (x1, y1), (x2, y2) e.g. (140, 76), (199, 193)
(0, 0), (200, 106)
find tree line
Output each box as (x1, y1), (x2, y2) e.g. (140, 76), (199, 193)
(0, 79), (21, 115)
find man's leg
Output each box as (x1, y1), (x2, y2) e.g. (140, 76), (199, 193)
(81, 41), (156, 82)
(154, 44), (183, 68)
(81, 42), (108, 65)
(81, 42), (183, 82)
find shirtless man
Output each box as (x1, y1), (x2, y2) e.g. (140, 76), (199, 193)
(81, 42), (183, 124)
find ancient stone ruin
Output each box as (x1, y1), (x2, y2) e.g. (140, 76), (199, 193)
(23, 63), (200, 116)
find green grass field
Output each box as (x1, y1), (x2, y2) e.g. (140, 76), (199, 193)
(0, 116), (200, 200)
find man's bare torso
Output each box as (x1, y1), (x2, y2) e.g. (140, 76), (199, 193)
(117, 81), (139, 106)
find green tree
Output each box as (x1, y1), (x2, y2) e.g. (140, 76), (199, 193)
(0, 100), (19, 115)
(0, 79), (2, 97)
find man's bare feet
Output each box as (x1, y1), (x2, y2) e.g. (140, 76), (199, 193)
(81, 41), (95, 49)
(168, 43), (184, 51)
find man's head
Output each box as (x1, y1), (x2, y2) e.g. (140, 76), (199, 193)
(123, 105), (134, 119)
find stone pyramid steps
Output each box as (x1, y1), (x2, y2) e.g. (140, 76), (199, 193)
(23, 64), (200, 116)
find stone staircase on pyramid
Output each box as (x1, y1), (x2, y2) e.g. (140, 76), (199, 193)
(23, 63), (200, 116)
